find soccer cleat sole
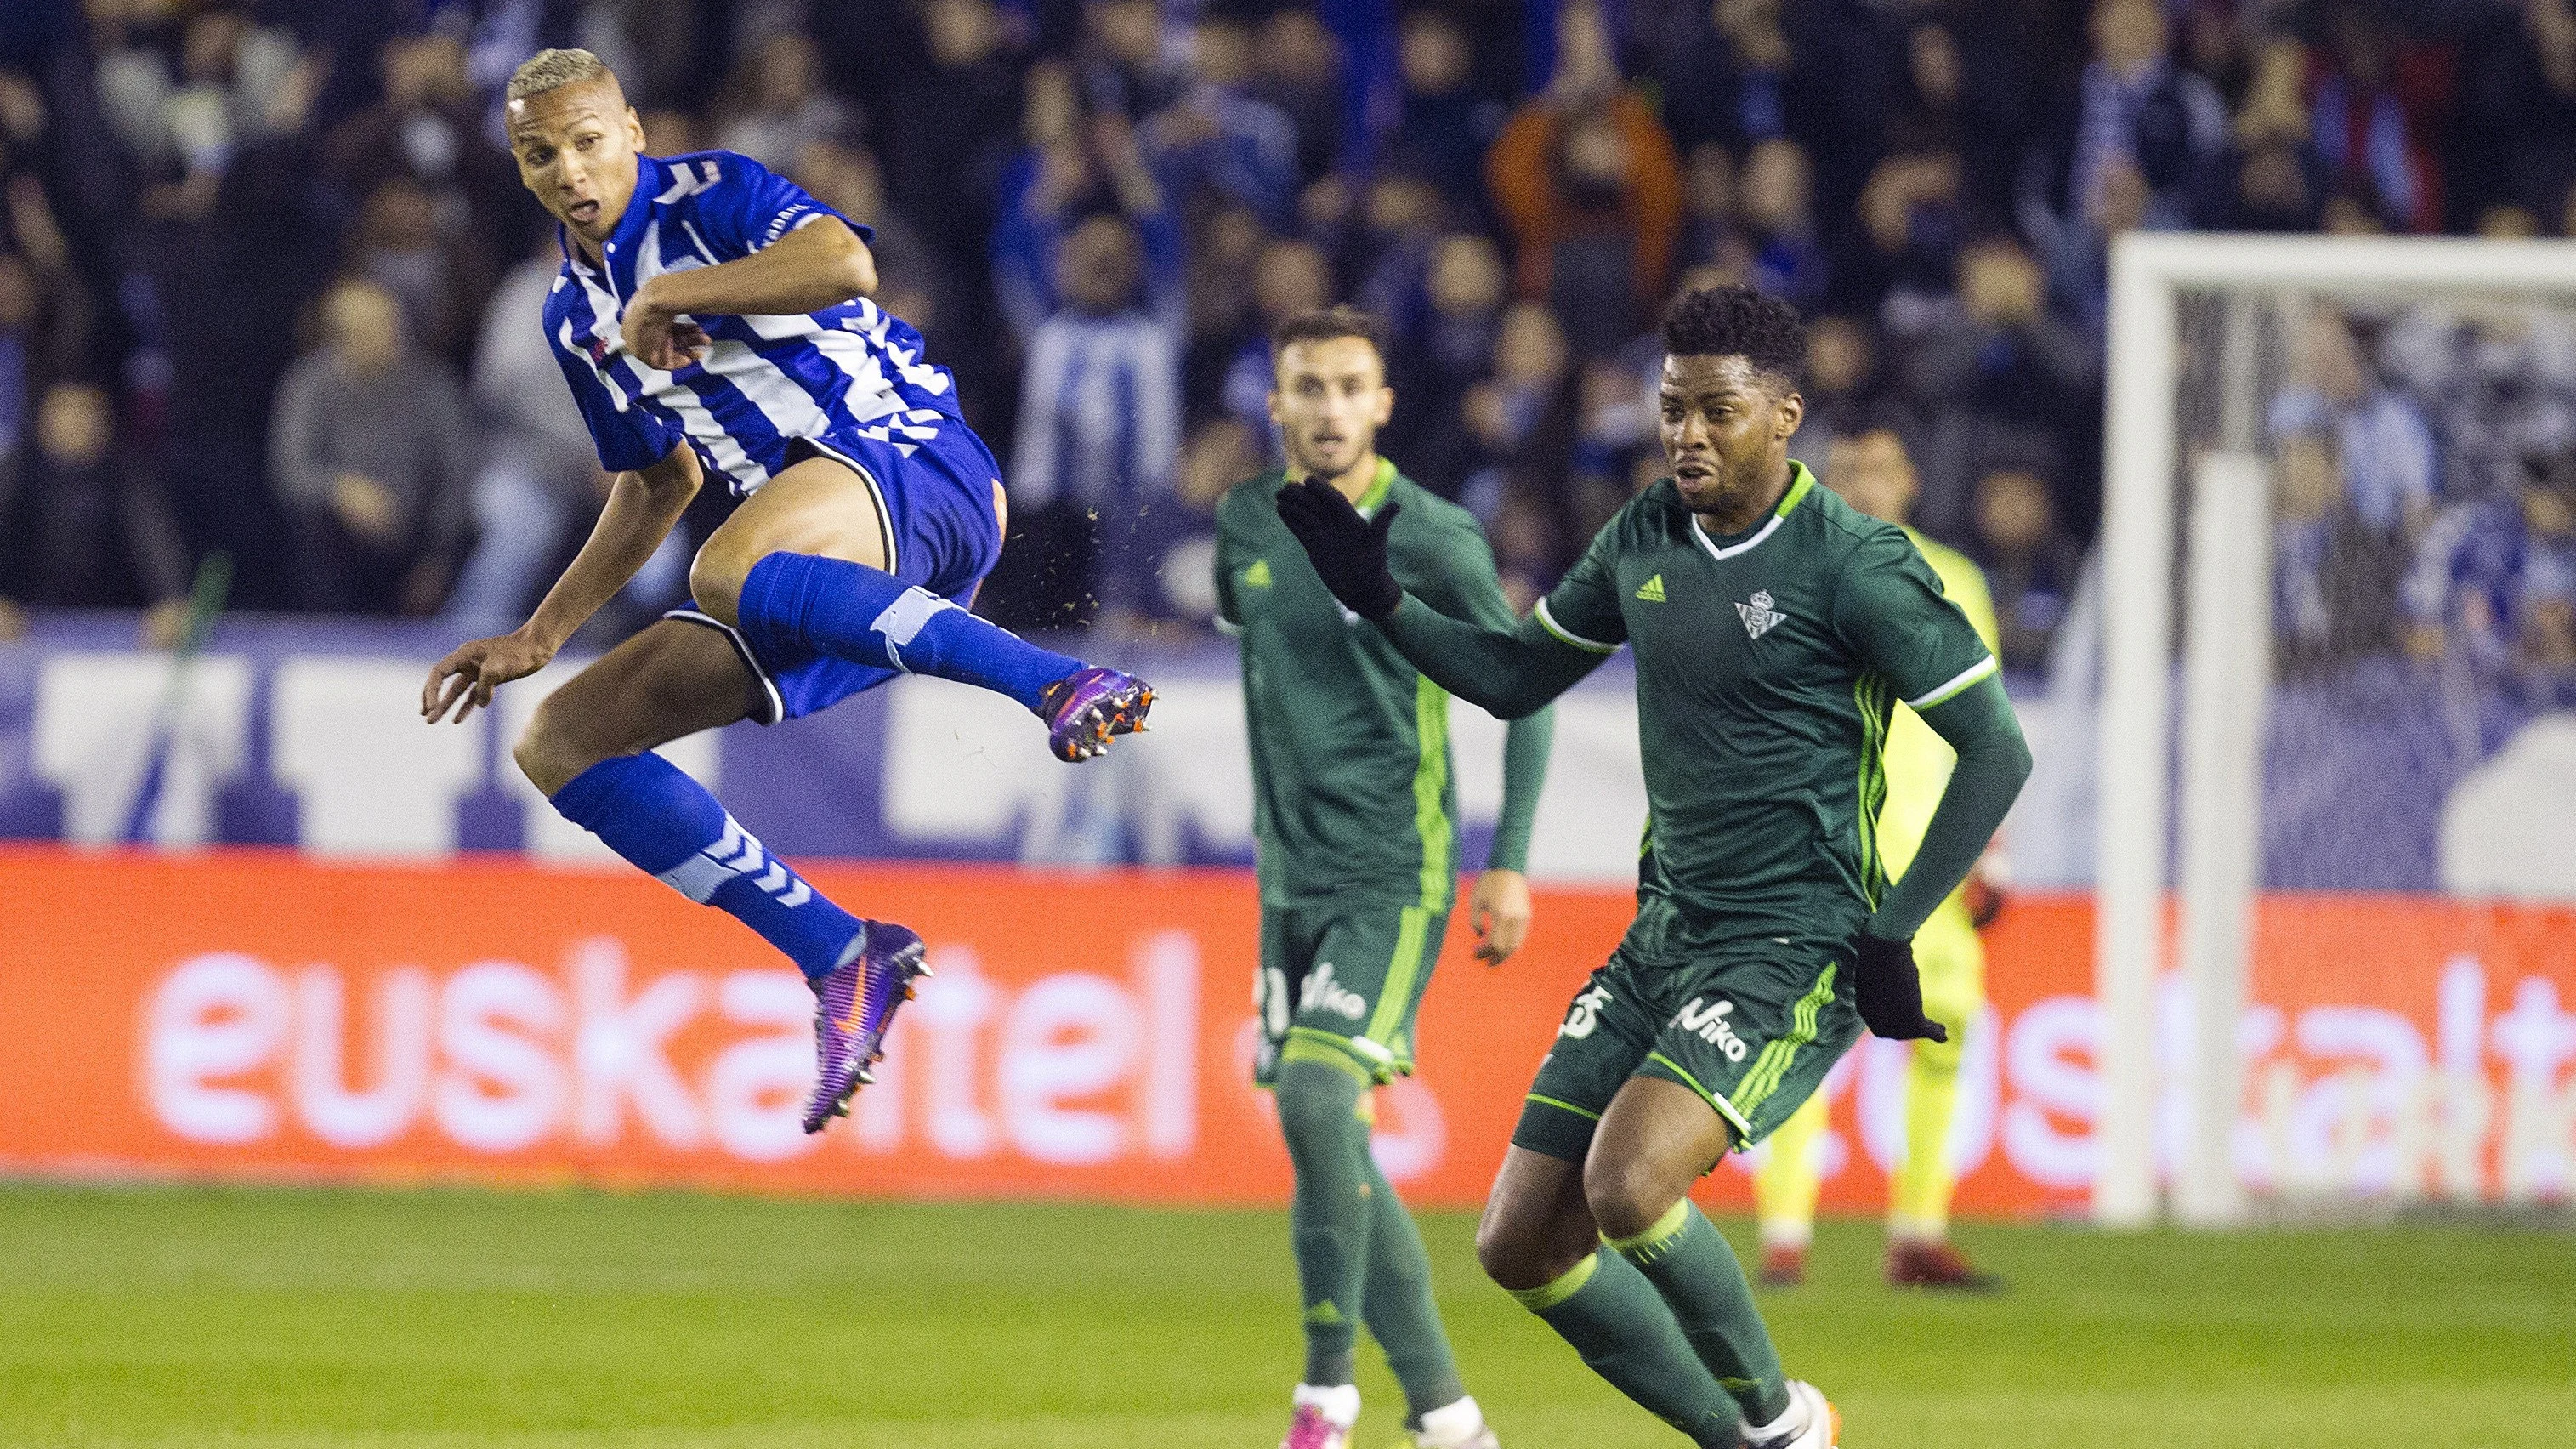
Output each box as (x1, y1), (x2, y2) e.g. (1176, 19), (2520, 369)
(804, 946), (932, 1133)
(1051, 681), (1154, 762)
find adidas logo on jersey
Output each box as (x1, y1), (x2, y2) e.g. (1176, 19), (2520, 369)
(1635, 573), (1666, 602)
(1737, 588), (1784, 639)
(1243, 559), (1273, 588)
(1672, 997), (1750, 1062)
(1301, 963), (1369, 1021)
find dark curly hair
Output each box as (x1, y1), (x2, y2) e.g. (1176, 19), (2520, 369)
(1660, 286), (1807, 392)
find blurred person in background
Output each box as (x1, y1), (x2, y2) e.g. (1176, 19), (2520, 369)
(1968, 461), (2083, 679)
(1140, 13), (1297, 228)
(1791, 316), (1892, 466)
(1383, 230), (1507, 497)
(1250, 8), (1343, 187)
(2305, 1), (2448, 236)
(1076, 0), (1187, 125)
(1836, 145), (1966, 326)
(271, 275), (472, 616)
(1486, 1), (1682, 358)
(1155, 414), (1260, 624)
(1219, 236), (1333, 440)
(712, 30), (850, 173)
(1897, 236), (2099, 546)
(1010, 212), (1183, 628)
(324, 31), (534, 274)
(1387, 9), (1502, 213)
(438, 233), (689, 643)
(993, 62), (1178, 341)
(2405, 447), (2576, 685)
(792, 132), (947, 343)
(1455, 299), (1572, 533)
(1757, 423), (2007, 1293)
(347, 173), (492, 366)
(2268, 309), (2437, 542)
(2024, 0), (2227, 244)
(882, 0), (1026, 306)
(2270, 427), (2406, 675)
(0, 378), (189, 639)
(1735, 138), (1828, 313)
(93, 3), (303, 222)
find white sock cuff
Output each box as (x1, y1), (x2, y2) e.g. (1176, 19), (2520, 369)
(1294, 1383), (1361, 1428)
(1416, 1395), (1484, 1446)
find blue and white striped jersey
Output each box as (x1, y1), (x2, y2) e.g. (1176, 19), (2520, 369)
(543, 150), (960, 495)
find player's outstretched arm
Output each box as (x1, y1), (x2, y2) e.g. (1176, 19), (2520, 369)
(1274, 479), (1599, 719)
(1865, 673), (2031, 942)
(619, 217), (876, 369)
(422, 445), (701, 724)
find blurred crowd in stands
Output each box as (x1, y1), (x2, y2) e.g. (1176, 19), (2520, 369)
(3, 0), (2575, 692)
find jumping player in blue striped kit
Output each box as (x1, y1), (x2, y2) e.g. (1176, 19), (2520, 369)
(421, 48), (1152, 1135)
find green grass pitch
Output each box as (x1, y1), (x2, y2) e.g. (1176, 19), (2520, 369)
(1, 1184), (2569, 1448)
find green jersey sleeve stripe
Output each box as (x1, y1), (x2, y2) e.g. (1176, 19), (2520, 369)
(1534, 596), (1620, 654)
(1411, 678), (1453, 909)
(1904, 655), (2000, 710)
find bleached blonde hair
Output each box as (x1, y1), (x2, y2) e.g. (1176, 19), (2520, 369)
(505, 48), (616, 105)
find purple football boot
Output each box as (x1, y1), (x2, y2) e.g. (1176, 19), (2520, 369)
(802, 922), (931, 1134)
(1037, 666), (1155, 762)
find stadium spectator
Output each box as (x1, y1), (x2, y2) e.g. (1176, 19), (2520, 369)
(2027, 0), (2227, 243)
(2271, 428), (2409, 673)
(0, 379), (186, 625)
(1839, 145), (1966, 327)
(1455, 298), (1572, 533)
(2404, 469), (2576, 682)
(1387, 9), (1501, 211)
(1075, 0), (1187, 126)
(993, 64), (1179, 340)
(1736, 137), (1829, 314)
(2268, 310), (2437, 539)
(2455, 0), (2576, 227)
(713, 30), (853, 173)
(1217, 237), (1332, 440)
(792, 134), (948, 340)
(1896, 236), (2101, 545)
(1485, 0), (1682, 355)
(1139, 14), (1297, 227)
(1249, 8), (1343, 186)
(93, 5), (302, 222)
(434, 239), (689, 644)
(1009, 212), (1183, 623)
(347, 175), (491, 367)
(1383, 230), (1506, 497)
(322, 33), (531, 272)
(2305, 2), (2450, 236)
(269, 276), (471, 617)
(1970, 463), (2084, 678)
(1796, 314), (1892, 464)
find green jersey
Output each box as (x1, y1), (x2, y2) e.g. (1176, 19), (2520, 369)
(1530, 461), (1996, 950)
(1216, 460), (1552, 909)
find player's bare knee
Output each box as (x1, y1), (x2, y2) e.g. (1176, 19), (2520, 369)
(688, 548), (750, 628)
(1582, 1152), (1684, 1243)
(513, 696), (597, 796)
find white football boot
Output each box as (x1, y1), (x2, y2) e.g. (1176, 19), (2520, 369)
(1744, 1379), (1840, 1448)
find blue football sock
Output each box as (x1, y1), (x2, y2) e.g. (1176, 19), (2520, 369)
(735, 552), (1083, 713)
(550, 753), (863, 981)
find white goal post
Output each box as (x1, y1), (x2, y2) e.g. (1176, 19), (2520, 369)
(2096, 234), (2576, 1228)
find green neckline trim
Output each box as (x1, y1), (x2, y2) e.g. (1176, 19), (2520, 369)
(1774, 460), (1817, 518)
(1283, 457), (1399, 516)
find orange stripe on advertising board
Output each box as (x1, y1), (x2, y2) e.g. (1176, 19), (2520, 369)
(2, 850), (2572, 1213)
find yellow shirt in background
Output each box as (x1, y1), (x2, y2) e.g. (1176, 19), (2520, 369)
(1876, 528), (2003, 889)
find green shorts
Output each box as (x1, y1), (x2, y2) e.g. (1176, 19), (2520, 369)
(1254, 898), (1448, 1088)
(1513, 913), (1862, 1163)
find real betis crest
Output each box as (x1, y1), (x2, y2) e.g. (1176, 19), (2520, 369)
(1737, 588), (1784, 639)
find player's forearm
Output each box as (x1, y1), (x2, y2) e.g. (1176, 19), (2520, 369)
(1866, 675), (2032, 940)
(637, 219), (874, 321)
(522, 462), (698, 650)
(1488, 704), (1554, 872)
(1380, 594), (1596, 721)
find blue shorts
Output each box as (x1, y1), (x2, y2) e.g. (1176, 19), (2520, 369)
(667, 423), (1005, 724)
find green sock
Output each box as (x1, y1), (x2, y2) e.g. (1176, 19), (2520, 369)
(1507, 1248), (1745, 1448)
(1278, 1057), (1374, 1386)
(1609, 1202), (1790, 1425)
(1359, 1155), (1467, 1425)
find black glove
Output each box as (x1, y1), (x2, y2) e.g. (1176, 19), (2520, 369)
(1848, 930), (1948, 1043)
(1274, 478), (1403, 620)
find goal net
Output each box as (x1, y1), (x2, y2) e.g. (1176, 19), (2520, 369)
(2097, 236), (2576, 1227)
